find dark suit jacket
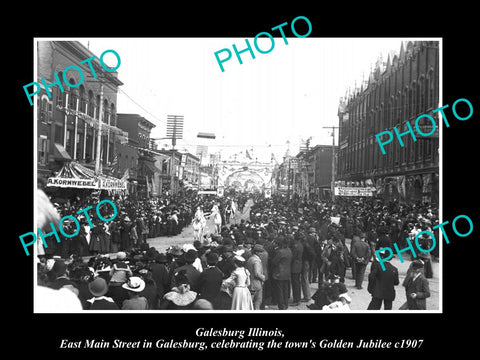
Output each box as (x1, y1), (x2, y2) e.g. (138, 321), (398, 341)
(368, 261), (399, 301)
(197, 266), (223, 303)
(173, 264), (201, 291)
(350, 240), (372, 265)
(405, 273), (430, 310)
(217, 256), (236, 279)
(150, 262), (170, 298)
(87, 298), (120, 310)
(271, 247), (292, 281)
(290, 242), (303, 274)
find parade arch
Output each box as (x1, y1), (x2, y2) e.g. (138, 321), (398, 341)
(216, 158), (275, 196)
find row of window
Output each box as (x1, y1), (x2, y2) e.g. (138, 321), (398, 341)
(342, 69), (438, 146)
(38, 71), (117, 126)
(338, 135), (437, 176)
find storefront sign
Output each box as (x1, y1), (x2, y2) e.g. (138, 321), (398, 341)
(47, 177), (98, 189)
(334, 186), (375, 197)
(99, 178), (127, 190)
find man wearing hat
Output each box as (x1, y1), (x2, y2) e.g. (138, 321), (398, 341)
(246, 244), (267, 310)
(403, 260), (431, 310)
(367, 250), (399, 310)
(167, 245), (184, 281)
(173, 249), (201, 292)
(197, 251), (224, 309)
(48, 260), (78, 291)
(87, 277), (119, 310)
(350, 233), (372, 289)
(271, 236), (293, 310)
(183, 243), (204, 272)
(217, 244), (236, 279)
(416, 233), (434, 278)
(121, 276), (148, 310)
(150, 253), (170, 303)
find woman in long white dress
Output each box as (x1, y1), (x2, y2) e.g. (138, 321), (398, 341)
(230, 254), (254, 310)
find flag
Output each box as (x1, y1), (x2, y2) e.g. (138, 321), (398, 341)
(121, 168), (129, 181)
(151, 176), (157, 195)
(245, 149), (252, 160)
(109, 150), (118, 175)
(111, 151), (118, 168)
(146, 175), (151, 196)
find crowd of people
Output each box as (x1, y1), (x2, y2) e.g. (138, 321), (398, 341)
(36, 189), (437, 311)
(37, 191), (219, 259)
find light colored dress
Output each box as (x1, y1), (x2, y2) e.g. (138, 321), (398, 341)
(230, 267), (254, 310)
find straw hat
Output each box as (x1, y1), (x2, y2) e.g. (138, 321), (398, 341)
(122, 276), (145, 292)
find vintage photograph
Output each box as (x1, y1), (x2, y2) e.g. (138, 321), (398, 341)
(31, 37), (441, 313)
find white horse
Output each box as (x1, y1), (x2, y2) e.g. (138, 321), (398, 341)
(192, 207), (207, 241)
(210, 203), (222, 234)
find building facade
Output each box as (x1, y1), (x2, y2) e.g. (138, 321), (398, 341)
(154, 149), (200, 194)
(276, 144), (334, 200)
(337, 41), (439, 204)
(116, 114), (158, 198)
(37, 41), (124, 186)
(305, 145), (335, 197)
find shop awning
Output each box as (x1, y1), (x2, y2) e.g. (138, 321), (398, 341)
(53, 143), (72, 161)
(143, 161), (161, 174)
(47, 161), (127, 190)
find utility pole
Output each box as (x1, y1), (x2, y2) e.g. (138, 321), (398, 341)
(95, 83), (104, 175)
(323, 126), (339, 202)
(166, 115), (184, 195)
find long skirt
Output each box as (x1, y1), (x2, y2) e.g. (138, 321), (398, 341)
(231, 287), (254, 310)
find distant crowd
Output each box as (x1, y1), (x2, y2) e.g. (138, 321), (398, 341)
(36, 191), (437, 311)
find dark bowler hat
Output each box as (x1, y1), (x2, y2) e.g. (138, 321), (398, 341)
(411, 259), (425, 269)
(184, 249), (198, 263)
(252, 244), (264, 253)
(51, 260), (67, 277)
(155, 253), (168, 263)
(206, 252), (219, 265)
(222, 244), (234, 253)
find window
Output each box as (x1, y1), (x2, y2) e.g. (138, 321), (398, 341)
(110, 104), (116, 126)
(79, 85), (86, 113)
(88, 90), (95, 117)
(40, 98), (49, 123)
(54, 124), (64, 144)
(55, 72), (65, 107)
(85, 133), (93, 162)
(76, 132), (83, 160)
(409, 83), (416, 118)
(66, 129), (74, 157)
(68, 79), (77, 109)
(38, 136), (49, 165)
(429, 70), (436, 108)
(103, 99), (109, 123)
(95, 95), (100, 119)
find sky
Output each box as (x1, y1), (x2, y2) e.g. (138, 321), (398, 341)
(76, 37), (410, 163)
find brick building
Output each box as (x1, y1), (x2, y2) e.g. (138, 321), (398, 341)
(37, 41), (124, 186)
(337, 41), (440, 204)
(116, 114), (158, 198)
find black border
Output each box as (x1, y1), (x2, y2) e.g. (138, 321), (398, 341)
(10, 5), (478, 356)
